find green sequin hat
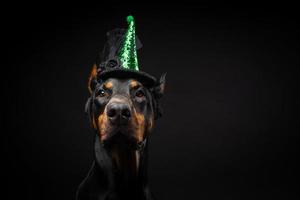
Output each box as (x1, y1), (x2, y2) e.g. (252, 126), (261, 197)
(96, 15), (157, 87)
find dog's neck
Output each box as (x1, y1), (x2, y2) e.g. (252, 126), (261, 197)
(110, 144), (140, 177)
(94, 135), (149, 198)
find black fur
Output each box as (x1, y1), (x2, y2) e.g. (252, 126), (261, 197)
(77, 76), (165, 200)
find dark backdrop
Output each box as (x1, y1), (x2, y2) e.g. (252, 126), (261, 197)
(2, 4), (299, 200)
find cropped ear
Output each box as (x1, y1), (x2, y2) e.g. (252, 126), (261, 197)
(153, 72), (166, 99)
(88, 64), (98, 94)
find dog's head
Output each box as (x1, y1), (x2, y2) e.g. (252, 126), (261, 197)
(86, 65), (166, 149)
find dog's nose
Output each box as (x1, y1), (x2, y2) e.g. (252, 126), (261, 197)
(106, 104), (131, 124)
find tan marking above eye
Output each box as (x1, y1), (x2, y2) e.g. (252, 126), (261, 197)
(103, 81), (113, 89)
(130, 80), (140, 89)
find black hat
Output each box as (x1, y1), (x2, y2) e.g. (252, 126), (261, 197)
(95, 15), (157, 88)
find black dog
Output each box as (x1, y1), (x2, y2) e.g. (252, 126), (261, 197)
(76, 63), (166, 200)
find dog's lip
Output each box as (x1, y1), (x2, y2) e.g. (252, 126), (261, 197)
(103, 127), (127, 140)
(102, 129), (138, 147)
(108, 125), (129, 134)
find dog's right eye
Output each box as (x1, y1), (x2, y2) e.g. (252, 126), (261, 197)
(135, 90), (145, 98)
(97, 89), (107, 97)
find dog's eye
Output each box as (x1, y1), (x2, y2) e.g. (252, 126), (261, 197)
(97, 89), (107, 97)
(135, 90), (145, 98)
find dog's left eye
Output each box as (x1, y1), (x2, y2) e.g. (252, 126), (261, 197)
(135, 90), (145, 98)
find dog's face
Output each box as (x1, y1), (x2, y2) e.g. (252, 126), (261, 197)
(94, 78), (154, 144)
(86, 65), (165, 148)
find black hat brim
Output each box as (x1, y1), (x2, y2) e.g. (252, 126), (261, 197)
(97, 68), (157, 88)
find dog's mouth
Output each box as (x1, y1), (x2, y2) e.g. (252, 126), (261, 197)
(102, 129), (139, 150)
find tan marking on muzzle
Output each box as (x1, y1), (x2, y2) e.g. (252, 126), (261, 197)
(147, 117), (154, 133)
(97, 109), (108, 140)
(132, 110), (145, 142)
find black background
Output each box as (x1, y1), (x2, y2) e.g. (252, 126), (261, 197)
(2, 4), (299, 200)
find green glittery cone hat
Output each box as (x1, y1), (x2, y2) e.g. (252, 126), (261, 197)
(96, 15), (157, 87)
(118, 15), (139, 71)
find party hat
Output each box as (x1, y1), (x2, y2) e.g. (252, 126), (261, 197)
(96, 15), (157, 87)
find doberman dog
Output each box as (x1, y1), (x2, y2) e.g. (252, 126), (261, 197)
(76, 64), (166, 200)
